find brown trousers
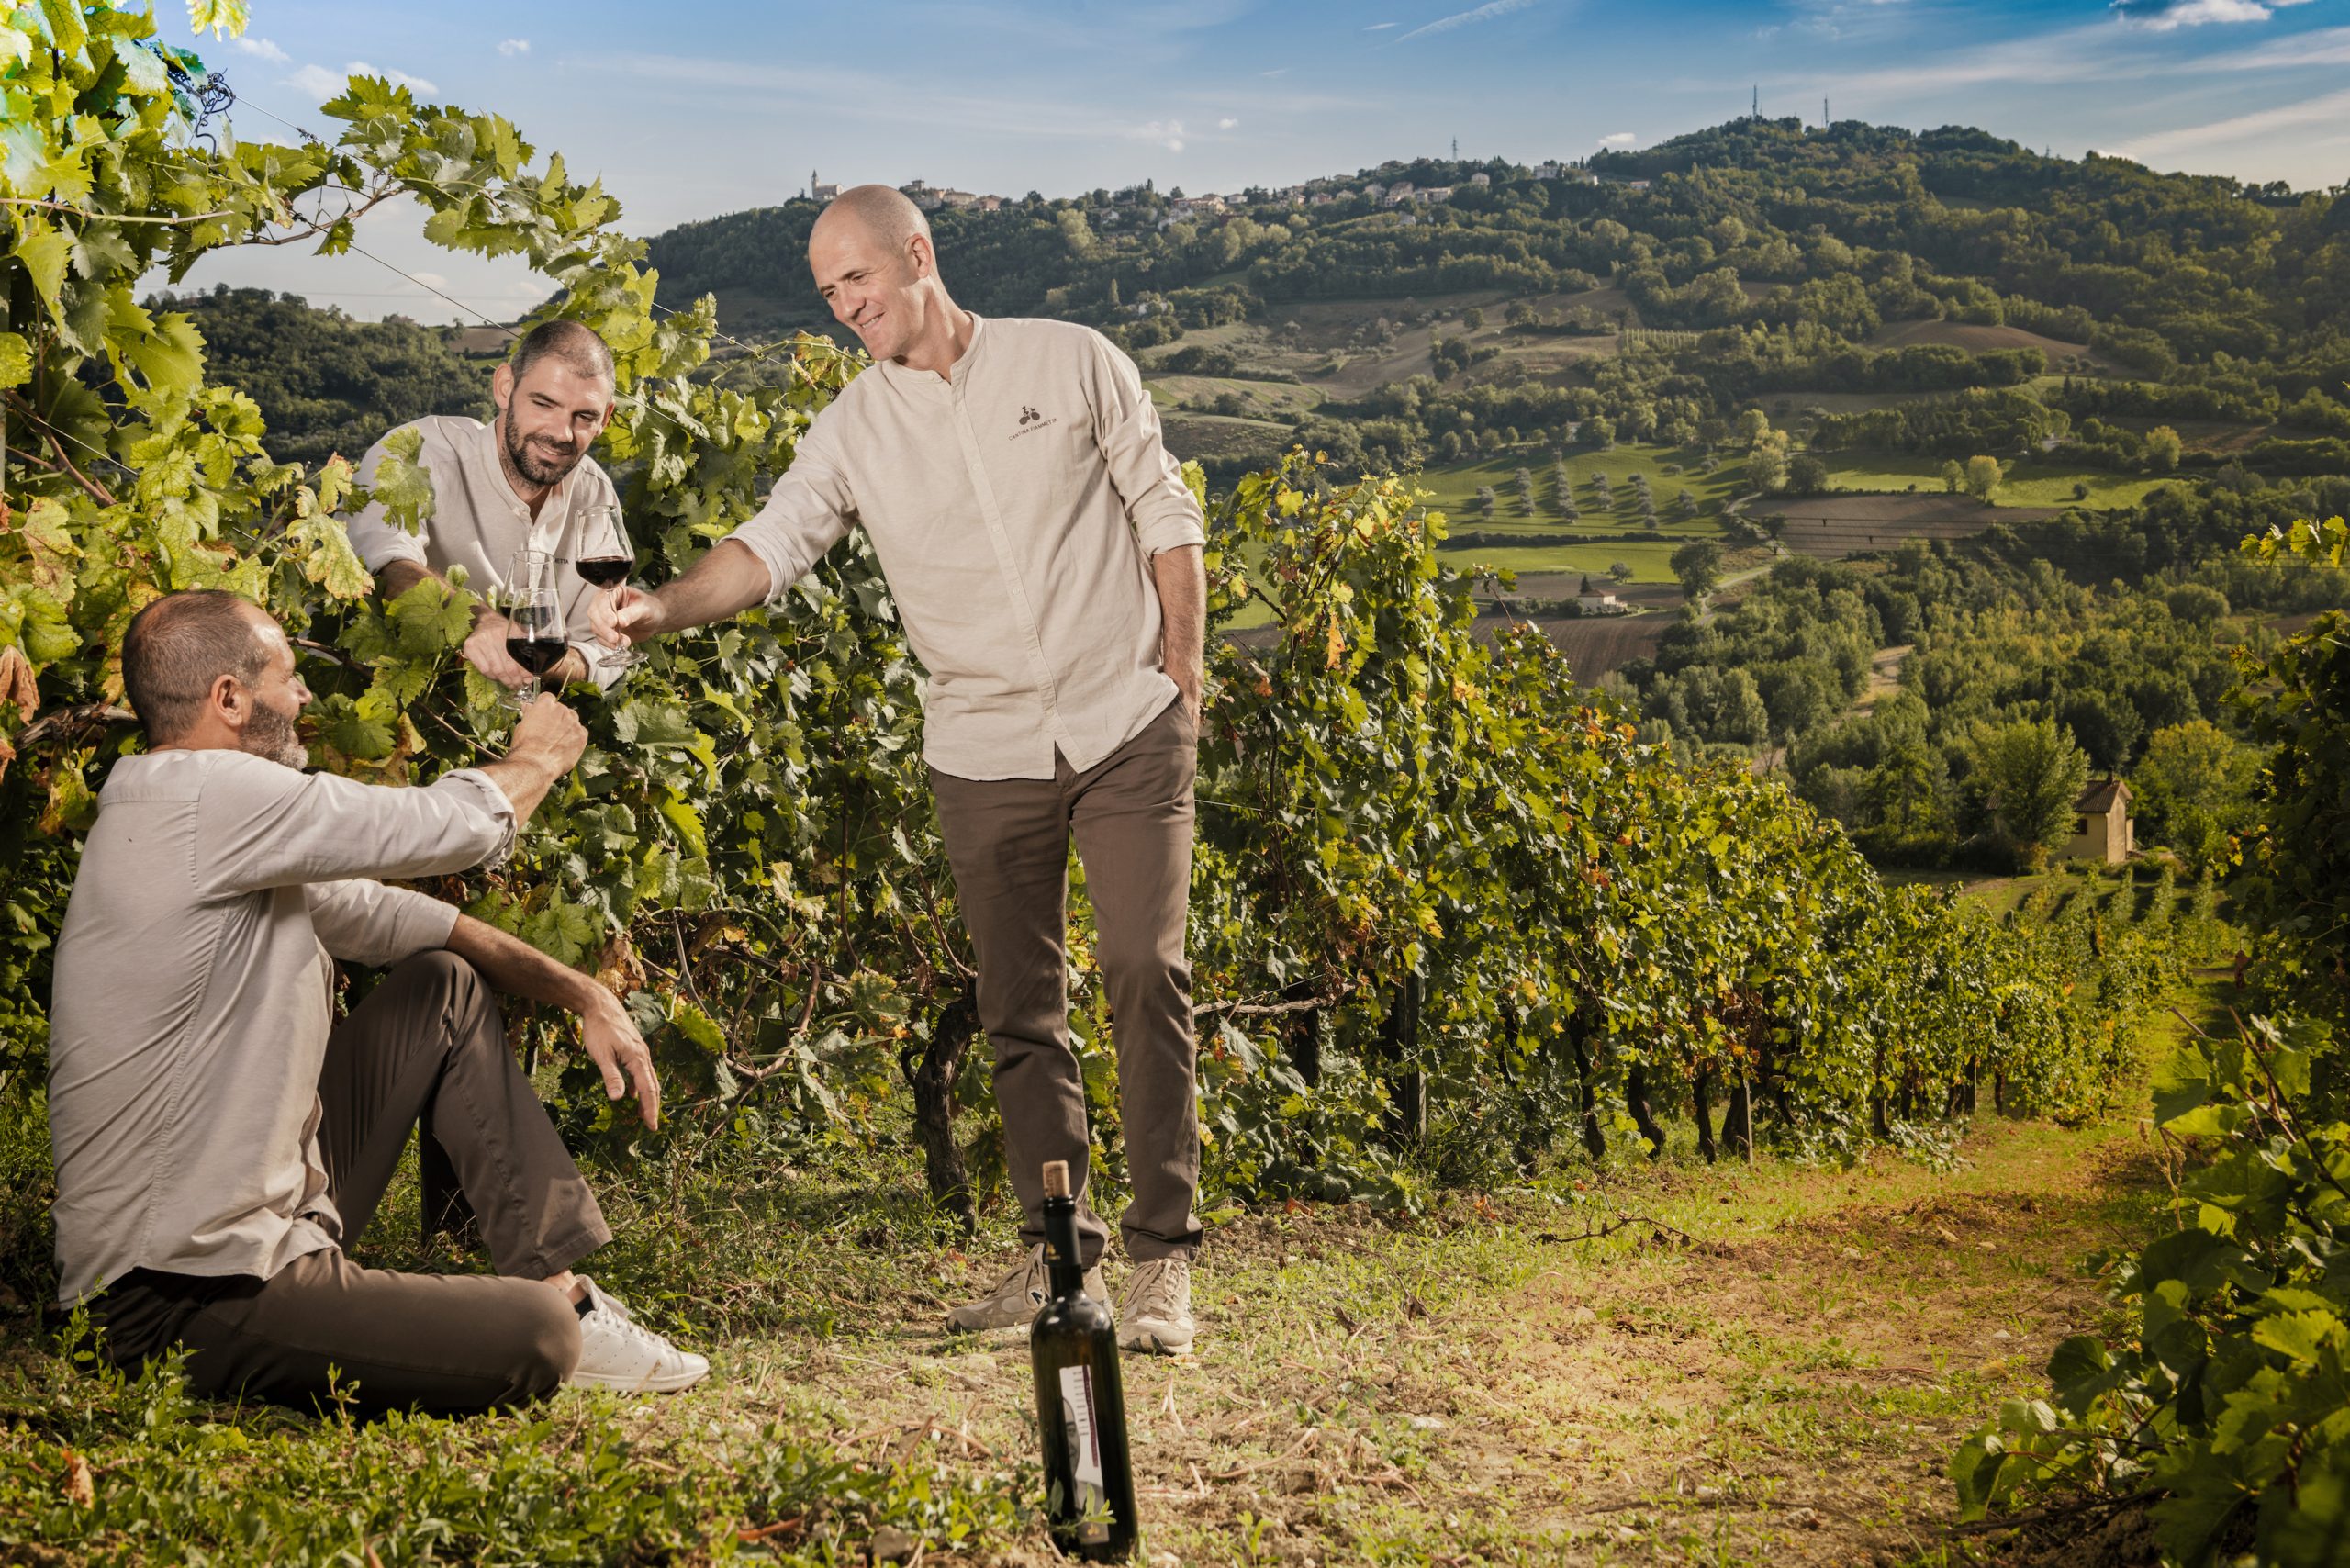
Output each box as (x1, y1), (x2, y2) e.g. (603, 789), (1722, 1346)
(90, 951), (610, 1416)
(931, 696), (1203, 1267)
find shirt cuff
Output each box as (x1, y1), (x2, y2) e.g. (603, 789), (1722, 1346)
(349, 516), (431, 576)
(1135, 512), (1208, 558)
(571, 637), (632, 694)
(431, 767), (519, 866)
(369, 886), (464, 965)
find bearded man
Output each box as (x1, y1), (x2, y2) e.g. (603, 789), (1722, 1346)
(342, 319), (632, 691)
(47, 590), (707, 1413)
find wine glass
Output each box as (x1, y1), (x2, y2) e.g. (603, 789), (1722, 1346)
(498, 547), (568, 708)
(575, 502), (641, 672)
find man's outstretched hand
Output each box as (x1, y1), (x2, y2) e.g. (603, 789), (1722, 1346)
(590, 584), (666, 650)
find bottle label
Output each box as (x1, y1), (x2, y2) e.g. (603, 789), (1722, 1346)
(1058, 1363), (1108, 1542)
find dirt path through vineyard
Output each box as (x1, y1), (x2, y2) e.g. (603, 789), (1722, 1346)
(728, 1065), (2174, 1567)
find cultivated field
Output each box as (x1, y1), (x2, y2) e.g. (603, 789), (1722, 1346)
(1818, 454), (2180, 510)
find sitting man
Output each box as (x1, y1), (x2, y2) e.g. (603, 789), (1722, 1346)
(47, 589), (706, 1414)
(342, 319), (634, 693)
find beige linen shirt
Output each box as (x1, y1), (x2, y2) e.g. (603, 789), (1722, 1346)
(730, 316), (1206, 780)
(46, 750), (515, 1305)
(342, 415), (632, 691)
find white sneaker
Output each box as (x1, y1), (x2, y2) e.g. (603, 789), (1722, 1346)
(1115, 1257), (1196, 1356)
(566, 1277), (711, 1394)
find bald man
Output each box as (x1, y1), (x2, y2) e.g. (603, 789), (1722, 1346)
(594, 185), (1209, 1355)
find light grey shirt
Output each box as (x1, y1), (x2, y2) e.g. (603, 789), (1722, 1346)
(46, 749), (515, 1305)
(730, 316), (1206, 780)
(342, 414), (632, 691)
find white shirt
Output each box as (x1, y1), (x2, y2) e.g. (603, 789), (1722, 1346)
(46, 751), (514, 1304)
(729, 317), (1207, 780)
(342, 415), (632, 691)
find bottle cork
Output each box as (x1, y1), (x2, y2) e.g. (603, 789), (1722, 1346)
(1041, 1159), (1071, 1199)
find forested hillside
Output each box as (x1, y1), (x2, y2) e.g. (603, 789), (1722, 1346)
(645, 118), (2350, 484)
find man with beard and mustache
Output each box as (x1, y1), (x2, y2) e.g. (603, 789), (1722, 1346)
(342, 319), (632, 692)
(45, 591), (709, 1413)
(592, 185), (1210, 1356)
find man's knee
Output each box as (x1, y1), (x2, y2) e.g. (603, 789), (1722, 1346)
(386, 950), (504, 1039)
(1096, 936), (1191, 1007)
(486, 1283), (581, 1401)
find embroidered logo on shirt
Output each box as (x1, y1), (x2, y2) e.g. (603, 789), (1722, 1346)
(1019, 407), (1041, 425)
(1012, 406), (1059, 441)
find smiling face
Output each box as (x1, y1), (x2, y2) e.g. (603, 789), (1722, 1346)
(491, 357), (613, 490)
(809, 212), (934, 364)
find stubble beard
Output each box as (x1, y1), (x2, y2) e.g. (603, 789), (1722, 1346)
(243, 700), (310, 771)
(502, 415), (583, 490)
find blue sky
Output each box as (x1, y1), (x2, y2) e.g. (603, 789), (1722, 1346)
(156, 0), (2350, 322)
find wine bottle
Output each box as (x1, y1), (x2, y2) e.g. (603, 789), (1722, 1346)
(1031, 1160), (1138, 1562)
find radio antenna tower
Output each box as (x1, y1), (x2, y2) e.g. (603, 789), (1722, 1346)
(1822, 96), (1830, 125)
(1751, 84), (1759, 118)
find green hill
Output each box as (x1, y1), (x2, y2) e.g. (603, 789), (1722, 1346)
(644, 117), (2350, 495)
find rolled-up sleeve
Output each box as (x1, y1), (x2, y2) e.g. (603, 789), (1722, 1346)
(305, 880), (460, 968)
(1085, 331), (1204, 558)
(729, 410), (857, 604)
(341, 428), (432, 575)
(198, 758), (517, 898)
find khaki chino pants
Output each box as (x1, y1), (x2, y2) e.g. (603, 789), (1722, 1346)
(91, 951), (610, 1416)
(931, 696), (1203, 1267)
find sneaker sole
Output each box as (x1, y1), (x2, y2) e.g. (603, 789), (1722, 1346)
(567, 1365), (711, 1394)
(1118, 1327), (1195, 1357)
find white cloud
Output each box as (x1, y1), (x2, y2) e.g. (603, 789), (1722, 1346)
(1137, 118), (1186, 151)
(1363, 20), (1399, 28)
(285, 64), (343, 101)
(347, 62), (441, 95)
(286, 60), (440, 103)
(2118, 0), (2314, 28)
(1261, 66), (1291, 75)
(1395, 0), (1546, 45)
(234, 36), (290, 65)
(1218, 117), (1239, 129)
(498, 38), (531, 57)
(1600, 130), (1637, 146)
(2115, 82), (2350, 160)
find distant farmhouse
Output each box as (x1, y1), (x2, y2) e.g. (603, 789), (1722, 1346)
(2064, 778), (2135, 865)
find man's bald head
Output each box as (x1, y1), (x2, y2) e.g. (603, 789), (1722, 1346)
(811, 185), (933, 256)
(809, 185), (960, 366)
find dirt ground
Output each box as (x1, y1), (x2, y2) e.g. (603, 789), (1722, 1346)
(713, 1103), (2165, 1566)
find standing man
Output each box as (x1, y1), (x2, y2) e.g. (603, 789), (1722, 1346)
(49, 590), (709, 1412)
(343, 319), (634, 693)
(593, 185), (1207, 1355)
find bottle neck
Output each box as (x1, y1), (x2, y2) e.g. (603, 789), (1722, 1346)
(1040, 1194), (1088, 1298)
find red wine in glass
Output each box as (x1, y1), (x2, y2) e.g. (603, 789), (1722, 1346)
(505, 634), (570, 677)
(577, 504), (643, 672)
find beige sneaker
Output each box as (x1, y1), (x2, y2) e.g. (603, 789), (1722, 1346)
(946, 1245), (1108, 1334)
(1115, 1257), (1195, 1356)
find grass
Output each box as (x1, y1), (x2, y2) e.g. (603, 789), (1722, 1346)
(1817, 455), (2182, 510)
(1145, 375), (1324, 420)
(0, 976), (2199, 1566)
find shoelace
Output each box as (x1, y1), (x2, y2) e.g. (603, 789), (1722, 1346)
(1126, 1263), (1185, 1322)
(587, 1306), (683, 1366)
